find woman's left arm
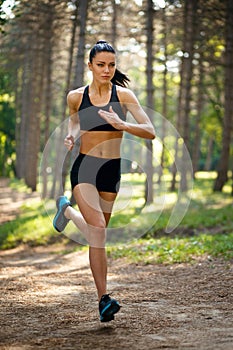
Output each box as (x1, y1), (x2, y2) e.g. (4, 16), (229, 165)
(98, 89), (156, 140)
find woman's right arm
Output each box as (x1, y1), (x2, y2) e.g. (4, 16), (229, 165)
(64, 90), (82, 151)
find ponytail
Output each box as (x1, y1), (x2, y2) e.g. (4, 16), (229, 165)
(89, 40), (130, 87)
(111, 68), (130, 87)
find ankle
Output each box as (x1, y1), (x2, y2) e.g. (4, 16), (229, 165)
(98, 292), (107, 302)
(64, 206), (70, 219)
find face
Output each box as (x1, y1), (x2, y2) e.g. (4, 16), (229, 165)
(88, 51), (116, 83)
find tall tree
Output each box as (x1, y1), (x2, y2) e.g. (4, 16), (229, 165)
(171, 0), (198, 191)
(50, 0), (84, 199)
(192, 55), (204, 176)
(214, 0), (233, 192)
(111, 0), (117, 47)
(144, 0), (155, 204)
(73, 0), (89, 88)
(41, 1), (58, 198)
(158, 6), (168, 184)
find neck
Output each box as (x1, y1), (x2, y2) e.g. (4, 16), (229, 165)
(89, 82), (112, 96)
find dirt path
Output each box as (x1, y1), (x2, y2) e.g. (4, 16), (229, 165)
(0, 178), (233, 349)
(0, 178), (40, 225)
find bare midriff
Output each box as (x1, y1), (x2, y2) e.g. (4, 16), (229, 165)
(79, 130), (123, 158)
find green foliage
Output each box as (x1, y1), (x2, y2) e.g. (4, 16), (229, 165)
(9, 177), (31, 192)
(0, 172), (232, 267)
(108, 198), (233, 264)
(107, 232), (233, 264)
(107, 172), (233, 263)
(0, 131), (15, 177)
(0, 0), (231, 190)
(0, 200), (62, 249)
(0, 68), (16, 177)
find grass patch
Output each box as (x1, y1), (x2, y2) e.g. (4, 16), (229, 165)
(0, 200), (66, 249)
(0, 172), (232, 265)
(107, 232), (233, 264)
(107, 171), (233, 263)
(9, 178), (32, 193)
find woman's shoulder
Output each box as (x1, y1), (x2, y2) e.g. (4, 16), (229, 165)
(67, 86), (86, 99)
(115, 85), (138, 104)
(67, 86), (86, 107)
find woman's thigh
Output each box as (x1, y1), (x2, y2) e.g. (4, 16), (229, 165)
(73, 184), (117, 227)
(73, 183), (105, 226)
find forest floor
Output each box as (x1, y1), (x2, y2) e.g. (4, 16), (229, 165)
(0, 178), (233, 350)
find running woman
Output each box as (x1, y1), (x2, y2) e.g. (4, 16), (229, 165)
(53, 40), (155, 322)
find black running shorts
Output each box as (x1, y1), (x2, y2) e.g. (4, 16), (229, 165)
(70, 153), (121, 193)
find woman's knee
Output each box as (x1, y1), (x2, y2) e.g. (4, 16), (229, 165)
(86, 213), (106, 228)
(88, 224), (106, 247)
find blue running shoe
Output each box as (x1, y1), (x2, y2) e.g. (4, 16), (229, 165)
(53, 196), (71, 232)
(99, 294), (121, 322)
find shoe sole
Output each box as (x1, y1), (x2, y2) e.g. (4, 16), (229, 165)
(53, 208), (67, 232)
(53, 197), (70, 232)
(100, 315), (114, 322)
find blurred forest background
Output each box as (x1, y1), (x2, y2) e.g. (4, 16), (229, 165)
(0, 0), (232, 200)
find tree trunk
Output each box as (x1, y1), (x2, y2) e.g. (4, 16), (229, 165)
(204, 137), (214, 171)
(111, 0), (117, 47)
(145, 0), (154, 204)
(50, 0), (82, 199)
(73, 0), (89, 89)
(41, 7), (54, 198)
(214, 0), (233, 192)
(24, 51), (43, 191)
(193, 59), (204, 176)
(171, 0), (197, 191)
(158, 7), (168, 184)
(15, 50), (31, 180)
(61, 1), (80, 195)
